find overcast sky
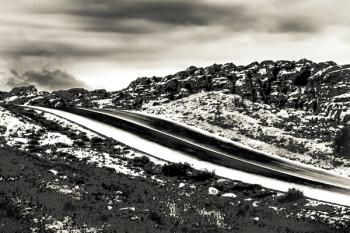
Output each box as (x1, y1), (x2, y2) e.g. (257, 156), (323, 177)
(1, 0), (350, 91)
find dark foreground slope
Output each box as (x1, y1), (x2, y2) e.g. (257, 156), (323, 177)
(0, 145), (346, 233)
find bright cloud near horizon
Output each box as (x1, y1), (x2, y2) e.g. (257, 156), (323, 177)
(1, 0), (350, 91)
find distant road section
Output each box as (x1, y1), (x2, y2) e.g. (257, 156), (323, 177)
(23, 105), (350, 206)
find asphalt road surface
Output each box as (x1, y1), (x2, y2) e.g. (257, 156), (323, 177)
(23, 105), (350, 205)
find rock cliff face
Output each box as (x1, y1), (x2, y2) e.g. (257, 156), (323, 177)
(111, 59), (350, 122)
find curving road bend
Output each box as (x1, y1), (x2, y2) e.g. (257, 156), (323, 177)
(22, 105), (350, 206)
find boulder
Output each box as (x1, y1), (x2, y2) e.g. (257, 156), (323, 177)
(208, 187), (219, 195)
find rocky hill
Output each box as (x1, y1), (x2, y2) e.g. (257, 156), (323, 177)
(114, 59), (350, 124)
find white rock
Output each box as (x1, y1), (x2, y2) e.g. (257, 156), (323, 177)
(208, 187), (219, 195)
(221, 193), (237, 198)
(277, 109), (289, 119)
(119, 207), (135, 211)
(217, 178), (229, 183)
(49, 169), (58, 175)
(252, 201), (259, 207)
(178, 183), (185, 188)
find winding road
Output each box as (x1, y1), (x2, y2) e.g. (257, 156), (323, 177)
(23, 105), (350, 206)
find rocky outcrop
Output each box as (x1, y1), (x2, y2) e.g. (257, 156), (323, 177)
(25, 96), (67, 108)
(108, 59), (350, 127)
(0, 85), (42, 105)
(8, 85), (38, 97)
(90, 89), (109, 99)
(0, 86), (114, 108)
(110, 59), (329, 110)
(52, 88), (89, 100)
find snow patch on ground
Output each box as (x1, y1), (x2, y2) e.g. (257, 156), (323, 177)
(46, 182), (84, 200)
(57, 148), (143, 177)
(44, 216), (100, 233)
(0, 107), (41, 149)
(0, 106), (147, 180)
(0, 107), (41, 137)
(40, 132), (74, 146)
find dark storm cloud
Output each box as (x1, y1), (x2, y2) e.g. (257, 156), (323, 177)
(5, 70), (31, 87)
(2, 37), (163, 61)
(4, 43), (111, 58)
(1, 0), (326, 62)
(77, 18), (160, 34)
(29, 0), (251, 35)
(272, 17), (321, 33)
(1, 0), (349, 91)
(56, 0), (234, 27)
(5, 69), (89, 91)
(277, 20), (315, 33)
(49, 0), (322, 34)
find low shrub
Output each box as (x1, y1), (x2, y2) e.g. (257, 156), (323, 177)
(161, 163), (192, 177)
(131, 156), (150, 168)
(161, 163), (215, 182)
(90, 136), (104, 146)
(216, 182), (261, 193)
(148, 211), (164, 225)
(190, 169), (215, 182)
(63, 200), (76, 212)
(277, 188), (304, 203)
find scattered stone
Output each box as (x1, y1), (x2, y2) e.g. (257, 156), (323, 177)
(208, 187), (219, 195)
(221, 193), (237, 198)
